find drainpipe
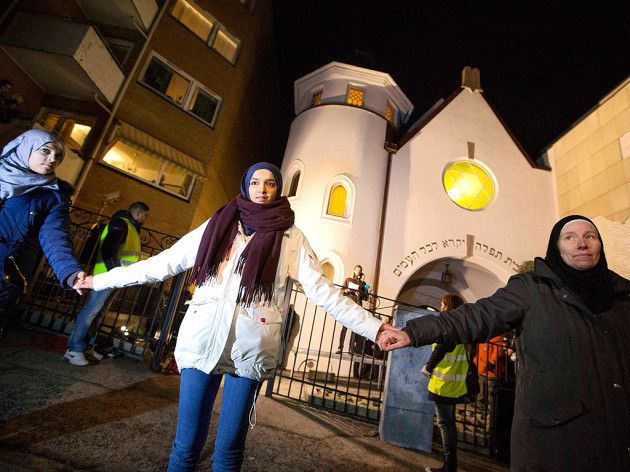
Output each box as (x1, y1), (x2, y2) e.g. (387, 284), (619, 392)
(372, 143), (397, 300)
(74, 0), (171, 197)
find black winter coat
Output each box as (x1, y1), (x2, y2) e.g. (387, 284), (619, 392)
(0, 181), (82, 290)
(404, 259), (630, 471)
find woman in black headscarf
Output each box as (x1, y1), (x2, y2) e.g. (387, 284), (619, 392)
(379, 215), (630, 472)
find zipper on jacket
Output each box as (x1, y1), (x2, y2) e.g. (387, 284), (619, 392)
(8, 255), (28, 294)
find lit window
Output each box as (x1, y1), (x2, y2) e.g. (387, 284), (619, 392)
(171, 0), (215, 41)
(103, 141), (196, 199)
(346, 87), (364, 107)
(42, 113), (92, 149)
(104, 141), (161, 182)
(327, 185), (347, 217)
(385, 103), (395, 123)
(212, 26), (240, 64)
(321, 261), (335, 281)
(311, 90), (322, 107)
(170, 0), (241, 64)
(443, 161), (495, 210)
(42, 114), (60, 133)
(142, 56), (190, 105)
(288, 170), (300, 198)
(140, 53), (222, 128)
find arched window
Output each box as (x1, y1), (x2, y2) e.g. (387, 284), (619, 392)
(288, 170), (301, 198)
(321, 261), (335, 281)
(327, 185), (347, 217)
(322, 174), (355, 224)
(283, 160), (304, 200)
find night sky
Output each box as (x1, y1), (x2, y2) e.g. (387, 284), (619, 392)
(273, 1), (630, 160)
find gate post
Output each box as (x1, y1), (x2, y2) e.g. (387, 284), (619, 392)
(151, 271), (186, 372)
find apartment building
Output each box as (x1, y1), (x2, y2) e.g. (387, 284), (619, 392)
(0, 0), (279, 236)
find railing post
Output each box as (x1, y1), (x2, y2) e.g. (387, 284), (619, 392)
(151, 271), (186, 372)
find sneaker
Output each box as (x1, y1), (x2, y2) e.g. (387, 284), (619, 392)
(63, 349), (89, 366)
(86, 348), (104, 361)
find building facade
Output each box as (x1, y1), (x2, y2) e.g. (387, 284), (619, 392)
(282, 63), (558, 308)
(0, 0), (279, 237)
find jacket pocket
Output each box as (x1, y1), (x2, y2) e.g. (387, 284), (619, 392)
(519, 370), (584, 426)
(232, 306), (282, 372)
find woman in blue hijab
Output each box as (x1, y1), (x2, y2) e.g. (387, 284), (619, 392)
(0, 129), (86, 339)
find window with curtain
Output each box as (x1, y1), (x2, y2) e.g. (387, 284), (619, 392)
(212, 26), (240, 64)
(170, 0), (241, 65)
(327, 185), (347, 217)
(140, 52), (223, 128)
(103, 141), (196, 199)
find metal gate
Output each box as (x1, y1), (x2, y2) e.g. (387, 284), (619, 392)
(264, 281), (516, 460)
(18, 206), (191, 371)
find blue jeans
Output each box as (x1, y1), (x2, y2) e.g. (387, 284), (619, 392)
(435, 403), (458, 466)
(67, 288), (114, 352)
(167, 369), (260, 472)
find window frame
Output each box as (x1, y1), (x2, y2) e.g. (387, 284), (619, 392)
(321, 174), (356, 224)
(284, 159), (305, 200)
(442, 159), (498, 211)
(345, 84), (366, 108)
(138, 52), (223, 128)
(101, 140), (197, 201)
(170, 0), (242, 65)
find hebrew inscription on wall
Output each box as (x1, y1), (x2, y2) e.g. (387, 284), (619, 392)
(392, 236), (520, 277)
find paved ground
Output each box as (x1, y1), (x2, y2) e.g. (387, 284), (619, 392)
(0, 325), (510, 471)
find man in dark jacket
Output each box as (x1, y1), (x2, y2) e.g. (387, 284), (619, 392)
(379, 216), (630, 472)
(64, 201), (149, 366)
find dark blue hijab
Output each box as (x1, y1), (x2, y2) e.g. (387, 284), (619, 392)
(240, 162), (283, 235)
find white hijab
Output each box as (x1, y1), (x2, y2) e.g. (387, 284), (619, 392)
(0, 129), (63, 200)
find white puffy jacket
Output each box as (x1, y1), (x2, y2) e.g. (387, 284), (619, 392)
(93, 220), (383, 381)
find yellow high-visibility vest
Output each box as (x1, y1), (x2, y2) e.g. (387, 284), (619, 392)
(93, 218), (141, 275)
(427, 343), (469, 398)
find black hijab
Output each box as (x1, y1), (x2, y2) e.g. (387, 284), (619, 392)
(544, 215), (614, 314)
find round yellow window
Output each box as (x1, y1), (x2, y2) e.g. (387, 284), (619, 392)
(443, 161), (495, 210)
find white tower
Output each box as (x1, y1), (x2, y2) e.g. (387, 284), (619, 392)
(281, 62), (413, 286)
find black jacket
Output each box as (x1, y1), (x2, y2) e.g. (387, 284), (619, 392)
(100, 210), (142, 271)
(404, 259), (630, 471)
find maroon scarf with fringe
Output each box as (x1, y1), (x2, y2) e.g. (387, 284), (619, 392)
(190, 194), (295, 306)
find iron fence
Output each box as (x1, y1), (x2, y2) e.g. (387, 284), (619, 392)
(18, 208), (515, 459)
(264, 280), (516, 460)
(19, 206), (189, 369)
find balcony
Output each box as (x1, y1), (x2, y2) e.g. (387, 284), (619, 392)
(75, 0), (158, 32)
(0, 12), (124, 103)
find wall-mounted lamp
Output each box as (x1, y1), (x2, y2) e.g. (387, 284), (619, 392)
(441, 264), (453, 285)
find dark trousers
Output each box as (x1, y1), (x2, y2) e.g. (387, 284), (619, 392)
(435, 402), (458, 469)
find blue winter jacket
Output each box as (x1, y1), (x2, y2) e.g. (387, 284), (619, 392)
(0, 180), (82, 289)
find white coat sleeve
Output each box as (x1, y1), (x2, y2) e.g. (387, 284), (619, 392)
(92, 220), (209, 291)
(289, 232), (383, 342)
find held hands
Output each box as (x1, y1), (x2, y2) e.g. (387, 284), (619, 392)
(376, 329), (411, 351)
(72, 271), (88, 295)
(73, 274), (94, 292)
(374, 323), (402, 345)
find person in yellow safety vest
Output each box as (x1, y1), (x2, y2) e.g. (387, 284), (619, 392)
(421, 294), (468, 472)
(64, 202), (149, 366)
